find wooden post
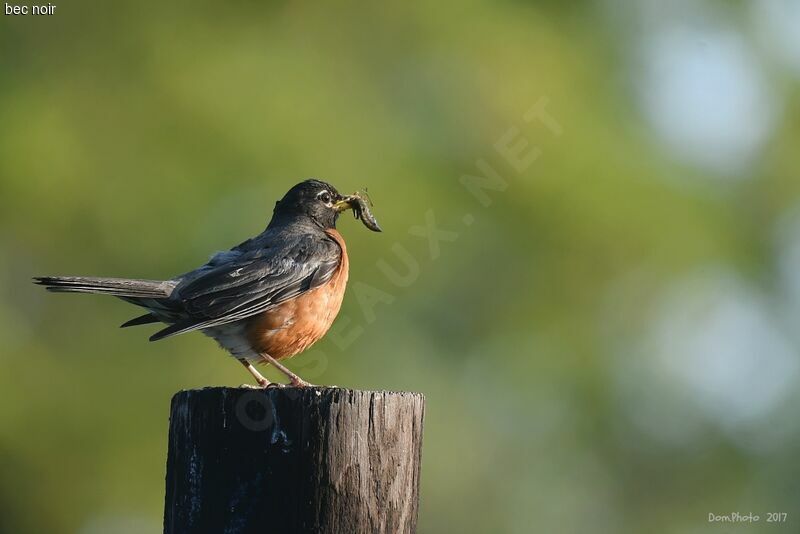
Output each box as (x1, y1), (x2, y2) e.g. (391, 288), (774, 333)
(163, 387), (425, 534)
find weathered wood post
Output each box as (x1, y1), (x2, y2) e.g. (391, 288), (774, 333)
(163, 387), (425, 534)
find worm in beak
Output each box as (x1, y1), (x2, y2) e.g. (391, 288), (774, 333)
(334, 192), (382, 232)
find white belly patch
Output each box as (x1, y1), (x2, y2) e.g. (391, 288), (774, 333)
(202, 321), (259, 360)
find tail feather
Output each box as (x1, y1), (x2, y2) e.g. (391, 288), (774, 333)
(33, 276), (174, 298)
(150, 320), (194, 342)
(120, 313), (161, 328)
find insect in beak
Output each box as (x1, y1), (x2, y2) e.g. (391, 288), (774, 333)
(333, 192), (382, 232)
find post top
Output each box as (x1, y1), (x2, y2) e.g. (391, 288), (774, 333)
(171, 386), (425, 404)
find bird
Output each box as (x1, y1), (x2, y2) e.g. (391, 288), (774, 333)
(34, 179), (381, 387)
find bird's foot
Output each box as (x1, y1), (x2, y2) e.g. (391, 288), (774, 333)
(238, 380), (286, 389)
(289, 377), (316, 388)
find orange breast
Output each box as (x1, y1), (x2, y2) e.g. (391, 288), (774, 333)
(245, 230), (349, 359)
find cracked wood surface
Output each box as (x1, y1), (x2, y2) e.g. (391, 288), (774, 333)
(163, 387), (425, 534)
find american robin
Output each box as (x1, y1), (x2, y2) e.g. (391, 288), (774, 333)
(34, 179), (381, 387)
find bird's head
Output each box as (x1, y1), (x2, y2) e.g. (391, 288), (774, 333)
(270, 179), (382, 232)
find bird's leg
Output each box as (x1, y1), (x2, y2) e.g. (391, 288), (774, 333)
(238, 358), (276, 388)
(259, 353), (315, 387)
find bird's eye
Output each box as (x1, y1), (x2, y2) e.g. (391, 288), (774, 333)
(318, 191), (332, 205)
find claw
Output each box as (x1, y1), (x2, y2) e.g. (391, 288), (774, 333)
(290, 378), (316, 388)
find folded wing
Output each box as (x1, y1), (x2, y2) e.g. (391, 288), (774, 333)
(150, 234), (341, 341)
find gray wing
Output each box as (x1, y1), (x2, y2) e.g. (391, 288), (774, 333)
(149, 234), (341, 341)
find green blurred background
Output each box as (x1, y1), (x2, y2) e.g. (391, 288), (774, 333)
(3, 1), (800, 533)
